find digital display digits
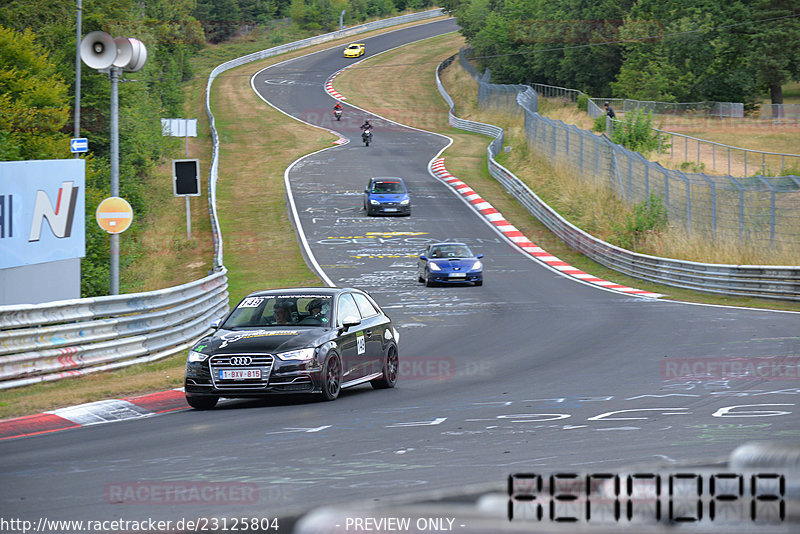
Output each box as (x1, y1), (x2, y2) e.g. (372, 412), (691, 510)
(508, 472), (786, 524)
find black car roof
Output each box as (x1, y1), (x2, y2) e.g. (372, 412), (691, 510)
(243, 287), (352, 298)
(370, 176), (406, 183)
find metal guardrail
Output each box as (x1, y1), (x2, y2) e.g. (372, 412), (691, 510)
(0, 10), (447, 390)
(0, 269), (229, 389)
(436, 54), (800, 301)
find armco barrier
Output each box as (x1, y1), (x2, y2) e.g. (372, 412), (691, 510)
(0, 269), (229, 389)
(436, 55), (800, 301)
(0, 11), (447, 389)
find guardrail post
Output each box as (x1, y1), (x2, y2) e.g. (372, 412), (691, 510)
(758, 177), (777, 246)
(700, 174), (716, 240)
(677, 170), (691, 234)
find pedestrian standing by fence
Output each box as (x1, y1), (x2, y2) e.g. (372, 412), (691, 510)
(604, 101), (616, 119)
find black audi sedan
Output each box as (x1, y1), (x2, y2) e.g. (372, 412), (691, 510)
(184, 288), (399, 409)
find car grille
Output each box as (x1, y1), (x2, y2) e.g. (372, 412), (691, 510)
(209, 353), (274, 389)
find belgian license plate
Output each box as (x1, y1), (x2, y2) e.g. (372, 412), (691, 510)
(384, 208), (397, 212)
(449, 272), (466, 278)
(220, 369), (261, 380)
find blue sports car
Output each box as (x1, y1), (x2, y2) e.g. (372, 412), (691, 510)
(363, 177), (411, 216)
(417, 242), (483, 286)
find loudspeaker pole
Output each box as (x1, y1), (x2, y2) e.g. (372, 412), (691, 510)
(79, 31), (146, 296)
(74, 0), (82, 159)
(109, 66), (120, 295)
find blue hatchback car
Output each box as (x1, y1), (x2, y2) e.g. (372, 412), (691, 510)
(418, 242), (483, 286)
(364, 177), (411, 216)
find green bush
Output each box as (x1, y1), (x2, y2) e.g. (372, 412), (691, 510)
(611, 193), (668, 250)
(576, 93), (588, 112)
(592, 114), (607, 132)
(679, 161), (706, 173)
(610, 109), (662, 153)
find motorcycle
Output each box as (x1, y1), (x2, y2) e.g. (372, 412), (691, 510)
(334, 109), (342, 121)
(361, 128), (372, 147)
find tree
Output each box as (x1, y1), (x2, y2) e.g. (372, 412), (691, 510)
(0, 26), (70, 161)
(747, 0), (800, 107)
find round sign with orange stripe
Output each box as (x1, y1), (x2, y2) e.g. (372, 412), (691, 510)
(96, 197), (133, 234)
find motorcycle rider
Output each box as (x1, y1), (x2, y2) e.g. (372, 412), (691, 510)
(333, 102), (343, 120)
(360, 118), (373, 143)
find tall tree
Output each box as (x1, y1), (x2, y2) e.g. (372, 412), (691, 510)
(0, 26), (70, 161)
(748, 0), (800, 107)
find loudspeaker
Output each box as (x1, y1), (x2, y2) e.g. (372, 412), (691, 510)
(80, 31), (116, 70)
(113, 37), (132, 69)
(123, 38), (147, 72)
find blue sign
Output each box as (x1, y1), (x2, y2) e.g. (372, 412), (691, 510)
(0, 160), (86, 269)
(70, 138), (88, 153)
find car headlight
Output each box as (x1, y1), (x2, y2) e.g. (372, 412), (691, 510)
(370, 199), (380, 205)
(188, 350), (209, 363)
(470, 260), (483, 271)
(400, 198), (410, 205)
(276, 347), (316, 361)
(428, 262), (441, 271)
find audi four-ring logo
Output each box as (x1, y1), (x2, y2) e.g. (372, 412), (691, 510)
(230, 356), (252, 365)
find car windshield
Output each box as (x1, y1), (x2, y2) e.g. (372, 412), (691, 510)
(222, 294), (332, 329)
(347, 45), (359, 49)
(372, 181), (405, 193)
(429, 245), (473, 258)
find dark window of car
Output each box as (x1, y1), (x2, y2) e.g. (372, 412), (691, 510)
(430, 244), (472, 258)
(371, 180), (405, 194)
(353, 293), (379, 318)
(222, 295), (333, 328)
(336, 293), (361, 326)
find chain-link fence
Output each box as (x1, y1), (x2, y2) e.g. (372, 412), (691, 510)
(459, 51), (800, 253)
(759, 104), (800, 122)
(525, 78), (800, 176)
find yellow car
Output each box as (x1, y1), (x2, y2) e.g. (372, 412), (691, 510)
(344, 43), (365, 58)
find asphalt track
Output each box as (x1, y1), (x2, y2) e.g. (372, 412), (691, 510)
(1, 18), (799, 532)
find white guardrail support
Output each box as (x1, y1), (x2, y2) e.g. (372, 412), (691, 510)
(435, 54), (800, 301)
(0, 9), (447, 389)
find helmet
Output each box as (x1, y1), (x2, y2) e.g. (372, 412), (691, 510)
(274, 301), (292, 312)
(307, 299), (325, 314)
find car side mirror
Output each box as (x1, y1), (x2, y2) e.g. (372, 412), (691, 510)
(342, 315), (361, 327)
(339, 315), (361, 333)
(476, 254), (484, 259)
(419, 255), (427, 261)
(210, 319), (221, 329)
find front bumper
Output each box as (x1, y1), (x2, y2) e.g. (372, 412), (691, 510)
(428, 272), (483, 284)
(368, 203), (410, 216)
(185, 354), (323, 397)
